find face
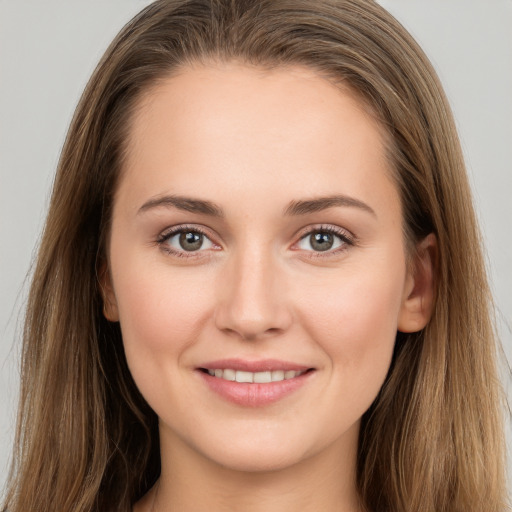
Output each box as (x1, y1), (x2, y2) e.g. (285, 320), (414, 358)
(104, 63), (431, 473)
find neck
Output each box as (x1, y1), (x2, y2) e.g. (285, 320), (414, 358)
(144, 422), (363, 512)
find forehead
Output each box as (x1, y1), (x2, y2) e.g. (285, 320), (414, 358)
(118, 62), (398, 219)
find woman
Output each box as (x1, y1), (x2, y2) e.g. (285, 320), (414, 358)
(2, 1), (509, 511)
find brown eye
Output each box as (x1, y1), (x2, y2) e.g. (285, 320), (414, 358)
(309, 232), (334, 251)
(296, 228), (350, 254)
(179, 231), (204, 251)
(160, 228), (215, 254)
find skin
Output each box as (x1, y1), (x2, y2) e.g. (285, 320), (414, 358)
(103, 63), (435, 512)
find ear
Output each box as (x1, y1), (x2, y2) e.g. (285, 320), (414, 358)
(98, 261), (119, 322)
(398, 233), (437, 333)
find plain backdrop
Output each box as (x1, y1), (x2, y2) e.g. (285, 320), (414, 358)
(1, 0), (511, 495)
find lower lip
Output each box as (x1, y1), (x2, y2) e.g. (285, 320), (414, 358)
(197, 370), (314, 407)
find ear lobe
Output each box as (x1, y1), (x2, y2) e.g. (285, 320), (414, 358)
(98, 262), (119, 322)
(398, 233), (437, 333)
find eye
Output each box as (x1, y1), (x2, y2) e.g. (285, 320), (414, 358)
(295, 227), (353, 254)
(158, 226), (216, 256)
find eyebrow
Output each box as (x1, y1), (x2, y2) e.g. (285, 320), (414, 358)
(138, 195), (224, 217)
(284, 195), (376, 217)
(137, 193), (376, 218)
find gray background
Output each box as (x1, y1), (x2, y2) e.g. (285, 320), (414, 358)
(1, 0), (511, 496)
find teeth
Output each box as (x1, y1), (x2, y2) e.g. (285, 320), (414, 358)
(235, 370), (253, 383)
(253, 371), (271, 383)
(206, 368), (305, 382)
(223, 368), (236, 381)
(272, 370), (284, 381)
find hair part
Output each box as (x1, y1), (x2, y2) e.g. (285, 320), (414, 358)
(3, 1), (508, 511)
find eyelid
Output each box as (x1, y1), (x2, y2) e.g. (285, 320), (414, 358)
(291, 224), (356, 255)
(156, 224), (221, 257)
(156, 223), (355, 259)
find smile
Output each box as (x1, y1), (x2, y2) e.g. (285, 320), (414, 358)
(197, 360), (315, 407)
(204, 369), (307, 383)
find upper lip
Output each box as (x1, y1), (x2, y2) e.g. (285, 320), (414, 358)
(198, 358), (312, 372)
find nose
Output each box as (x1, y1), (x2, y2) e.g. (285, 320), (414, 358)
(214, 244), (293, 341)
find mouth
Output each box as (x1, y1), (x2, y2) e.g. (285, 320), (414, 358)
(196, 359), (315, 407)
(199, 368), (310, 383)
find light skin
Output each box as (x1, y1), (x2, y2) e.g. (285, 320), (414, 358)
(102, 62), (435, 512)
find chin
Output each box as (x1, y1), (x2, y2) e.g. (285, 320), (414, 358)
(208, 447), (306, 474)
(191, 427), (319, 474)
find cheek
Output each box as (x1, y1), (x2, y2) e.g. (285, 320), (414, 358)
(296, 260), (405, 387)
(110, 259), (219, 419)
(109, 251), (213, 372)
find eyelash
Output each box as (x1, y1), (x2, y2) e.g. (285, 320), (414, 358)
(156, 224), (216, 258)
(293, 224), (355, 258)
(156, 224), (355, 259)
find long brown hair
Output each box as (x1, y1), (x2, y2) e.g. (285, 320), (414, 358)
(3, 1), (509, 511)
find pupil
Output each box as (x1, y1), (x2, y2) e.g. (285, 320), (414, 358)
(310, 232), (333, 251)
(179, 231), (203, 251)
